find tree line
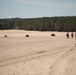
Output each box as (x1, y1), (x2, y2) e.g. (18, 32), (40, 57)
(0, 16), (76, 32)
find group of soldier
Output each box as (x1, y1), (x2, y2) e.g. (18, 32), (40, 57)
(66, 32), (76, 39)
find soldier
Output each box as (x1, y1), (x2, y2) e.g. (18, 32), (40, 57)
(75, 33), (76, 38)
(66, 32), (69, 39)
(71, 33), (74, 38)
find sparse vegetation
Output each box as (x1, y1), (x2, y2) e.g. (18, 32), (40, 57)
(25, 34), (30, 37)
(51, 34), (55, 36)
(4, 35), (8, 38)
(38, 51), (47, 54)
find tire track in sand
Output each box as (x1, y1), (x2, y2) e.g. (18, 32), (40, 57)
(49, 47), (76, 75)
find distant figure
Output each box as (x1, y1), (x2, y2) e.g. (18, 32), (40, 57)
(66, 33), (69, 39)
(71, 33), (74, 38)
(75, 33), (76, 38)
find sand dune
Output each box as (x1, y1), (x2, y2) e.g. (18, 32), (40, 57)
(0, 30), (76, 75)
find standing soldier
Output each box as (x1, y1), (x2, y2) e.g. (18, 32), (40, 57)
(75, 33), (76, 38)
(71, 33), (74, 38)
(66, 32), (69, 39)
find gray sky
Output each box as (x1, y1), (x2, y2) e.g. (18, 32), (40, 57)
(0, 0), (76, 18)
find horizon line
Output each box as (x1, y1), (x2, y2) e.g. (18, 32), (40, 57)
(0, 16), (76, 19)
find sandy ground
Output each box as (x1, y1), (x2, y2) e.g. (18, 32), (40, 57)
(0, 30), (76, 75)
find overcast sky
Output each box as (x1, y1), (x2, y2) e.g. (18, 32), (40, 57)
(0, 0), (76, 18)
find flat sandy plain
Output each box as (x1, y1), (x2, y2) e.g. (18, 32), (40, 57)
(0, 30), (76, 75)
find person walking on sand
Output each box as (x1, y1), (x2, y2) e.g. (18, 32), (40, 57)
(75, 33), (76, 38)
(66, 32), (69, 39)
(71, 33), (74, 38)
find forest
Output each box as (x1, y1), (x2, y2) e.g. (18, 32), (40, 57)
(0, 16), (76, 32)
